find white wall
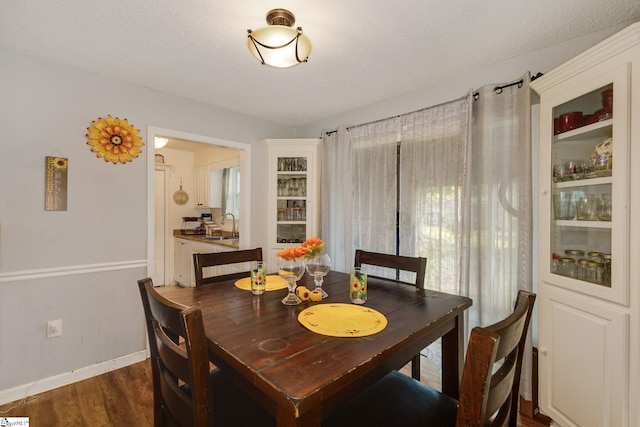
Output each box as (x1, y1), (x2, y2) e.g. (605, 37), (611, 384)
(0, 48), (290, 403)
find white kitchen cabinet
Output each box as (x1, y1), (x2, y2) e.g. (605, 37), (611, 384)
(264, 139), (321, 269)
(194, 165), (223, 208)
(209, 168), (223, 208)
(174, 238), (191, 286)
(174, 238), (237, 287)
(194, 165), (210, 208)
(531, 23), (640, 427)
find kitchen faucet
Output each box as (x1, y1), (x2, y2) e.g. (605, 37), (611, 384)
(222, 212), (239, 238)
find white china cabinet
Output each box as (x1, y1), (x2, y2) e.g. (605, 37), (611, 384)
(531, 23), (640, 427)
(265, 139), (321, 269)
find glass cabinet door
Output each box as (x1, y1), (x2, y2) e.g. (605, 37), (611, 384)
(543, 64), (629, 304)
(276, 156), (308, 244)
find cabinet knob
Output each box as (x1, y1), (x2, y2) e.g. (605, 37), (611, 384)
(539, 348), (548, 355)
(540, 189), (548, 195)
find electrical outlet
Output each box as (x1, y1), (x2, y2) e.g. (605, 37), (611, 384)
(47, 319), (62, 338)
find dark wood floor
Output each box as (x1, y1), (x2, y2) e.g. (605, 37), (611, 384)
(0, 358), (549, 426)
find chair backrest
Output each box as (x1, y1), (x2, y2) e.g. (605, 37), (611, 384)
(456, 290), (536, 427)
(193, 247), (263, 286)
(354, 249), (427, 288)
(138, 278), (214, 426)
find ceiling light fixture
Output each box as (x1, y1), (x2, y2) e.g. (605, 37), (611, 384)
(154, 137), (168, 149)
(247, 8), (311, 68)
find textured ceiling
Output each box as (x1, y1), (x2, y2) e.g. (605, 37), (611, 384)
(2, 1), (640, 127)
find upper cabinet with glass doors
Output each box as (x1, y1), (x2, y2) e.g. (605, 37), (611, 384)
(537, 63), (630, 305)
(265, 139), (321, 268)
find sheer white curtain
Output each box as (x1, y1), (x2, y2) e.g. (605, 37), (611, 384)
(350, 120), (399, 276)
(321, 73), (533, 399)
(399, 95), (471, 290)
(465, 73), (533, 398)
(321, 126), (354, 272)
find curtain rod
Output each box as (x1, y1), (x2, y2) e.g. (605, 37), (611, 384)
(472, 71), (543, 100)
(323, 72), (543, 136)
(323, 91), (472, 137)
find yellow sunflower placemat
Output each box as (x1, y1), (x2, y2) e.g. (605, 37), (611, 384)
(298, 303), (388, 337)
(235, 275), (288, 291)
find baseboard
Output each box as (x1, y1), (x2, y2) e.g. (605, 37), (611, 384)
(519, 346), (553, 425)
(0, 350), (148, 406)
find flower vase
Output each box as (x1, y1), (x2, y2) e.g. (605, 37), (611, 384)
(305, 253), (331, 298)
(278, 257), (305, 305)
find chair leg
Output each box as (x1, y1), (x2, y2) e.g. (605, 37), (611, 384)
(411, 354), (421, 380)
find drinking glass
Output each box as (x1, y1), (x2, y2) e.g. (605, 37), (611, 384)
(251, 261), (266, 295)
(350, 267), (367, 304)
(305, 254), (331, 298)
(576, 194), (597, 220)
(553, 191), (575, 220)
(278, 258), (305, 305)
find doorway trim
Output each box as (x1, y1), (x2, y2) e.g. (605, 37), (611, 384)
(146, 126), (252, 280)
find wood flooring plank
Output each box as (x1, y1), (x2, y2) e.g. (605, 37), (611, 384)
(0, 357), (547, 426)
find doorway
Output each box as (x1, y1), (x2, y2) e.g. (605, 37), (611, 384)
(146, 126), (252, 284)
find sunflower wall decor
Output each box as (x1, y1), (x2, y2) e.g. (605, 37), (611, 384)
(86, 114), (144, 164)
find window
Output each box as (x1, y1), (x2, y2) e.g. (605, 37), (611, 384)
(224, 166), (240, 216)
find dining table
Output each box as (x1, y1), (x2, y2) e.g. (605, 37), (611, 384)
(157, 270), (472, 427)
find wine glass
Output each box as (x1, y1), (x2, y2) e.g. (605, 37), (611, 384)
(305, 253), (331, 298)
(278, 258), (305, 305)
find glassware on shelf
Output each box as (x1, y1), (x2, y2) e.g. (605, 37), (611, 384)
(598, 193), (612, 221)
(553, 192), (575, 220)
(577, 259), (589, 281)
(305, 254), (331, 298)
(278, 258), (305, 305)
(576, 194), (597, 220)
(586, 261), (604, 284)
(600, 254), (612, 287)
(558, 257), (577, 278)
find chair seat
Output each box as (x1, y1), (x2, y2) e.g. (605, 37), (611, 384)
(323, 371), (457, 427)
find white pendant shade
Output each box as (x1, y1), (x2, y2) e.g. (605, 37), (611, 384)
(247, 9), (311, 68)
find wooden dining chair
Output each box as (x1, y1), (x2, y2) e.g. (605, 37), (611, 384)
(355, 249), (427, 287)
(193, 247), (263, 286)
(354, 249), (427, 379)
(324, 290), (536, 427)
(137, 278), (274, 426)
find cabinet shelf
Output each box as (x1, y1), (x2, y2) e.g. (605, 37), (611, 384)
(553, 219), (612, 229)
(554, 176), (611, 188)
(554, 118), (612, 142)
(277, 171), (307, 176)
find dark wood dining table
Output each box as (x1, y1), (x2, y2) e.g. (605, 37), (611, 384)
(157, 270), (472, 427)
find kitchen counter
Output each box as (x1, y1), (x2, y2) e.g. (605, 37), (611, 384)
(173, 230), (239, 249)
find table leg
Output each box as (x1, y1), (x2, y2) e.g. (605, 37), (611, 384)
(441, 312), (465, 399)
(276, 405), (321, 427)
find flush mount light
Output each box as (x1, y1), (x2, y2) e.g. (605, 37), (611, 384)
(247, 8), (311, 68)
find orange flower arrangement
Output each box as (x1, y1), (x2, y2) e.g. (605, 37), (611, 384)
(277, 238), (326, 260)
(300, 237), (325, 258)
(276, 245), (311, 260)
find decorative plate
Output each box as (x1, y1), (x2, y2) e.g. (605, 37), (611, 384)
(235, 275), (288, 291)
(298, 303), (388, 337)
